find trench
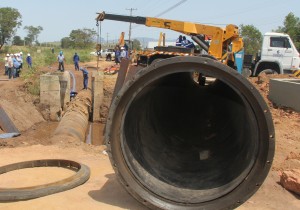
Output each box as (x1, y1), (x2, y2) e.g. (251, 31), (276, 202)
(85, 122), (104, 145)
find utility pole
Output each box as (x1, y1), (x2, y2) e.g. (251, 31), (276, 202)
(126, 8), (137, 49)
(106, 32), (109, 47)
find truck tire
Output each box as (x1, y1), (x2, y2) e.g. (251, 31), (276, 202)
(106, 54), (112, 61)
(257, 69), (279, 76)
(242, 68), (252, 77)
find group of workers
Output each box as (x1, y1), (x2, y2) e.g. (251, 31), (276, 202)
(4, 52), (32, 79)
(3, 34), (195, 85)
(176, 35), (195, 48)
(57, 51), (88, 90)
(114, 43), (129, 65)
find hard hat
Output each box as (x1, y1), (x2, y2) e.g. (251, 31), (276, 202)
(20, 52), (23, 54)
(121, 47), (125, 50)
(6, 54), (9, 57)
(28, 53), (30, 56)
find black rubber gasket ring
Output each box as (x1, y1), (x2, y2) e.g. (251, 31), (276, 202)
(0, 159), (90, 201)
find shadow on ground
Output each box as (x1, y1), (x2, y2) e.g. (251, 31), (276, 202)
(88, 173), (149, 210)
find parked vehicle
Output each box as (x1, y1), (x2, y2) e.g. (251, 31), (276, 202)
(241, 32), (300, 76)
(90, 51), (98, 56)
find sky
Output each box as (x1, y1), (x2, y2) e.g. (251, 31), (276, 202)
(1, 0), (300, 43)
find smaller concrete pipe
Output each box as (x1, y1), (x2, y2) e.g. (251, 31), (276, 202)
(53, 90), (92, 142)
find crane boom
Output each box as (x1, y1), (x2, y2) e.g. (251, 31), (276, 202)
(96, 11), (243, 60)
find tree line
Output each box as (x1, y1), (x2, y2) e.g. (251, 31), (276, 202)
(240, 12), (300, 55)
(0, 7), (43, 48)
(0, 7), (299, 53)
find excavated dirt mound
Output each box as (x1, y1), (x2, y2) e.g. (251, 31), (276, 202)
(0, 99), (44, 132)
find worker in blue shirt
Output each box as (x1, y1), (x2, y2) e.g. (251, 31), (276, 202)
(176, 35), (183, 46)
(182, 36), (195, 48)
(80, 67), (89, 90)
(26, 53), (32, 68)
(73, 52), (80, 71)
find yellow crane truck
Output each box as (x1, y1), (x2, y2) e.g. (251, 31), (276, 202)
(96, 11), (244, 68)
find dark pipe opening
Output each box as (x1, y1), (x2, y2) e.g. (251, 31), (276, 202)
(108, 58), (274, 207)
(122, 71), (258, 202)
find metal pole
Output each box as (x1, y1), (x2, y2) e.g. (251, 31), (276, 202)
(126, 8), (137, 49)
(106, 33), (109, 47)
(100, 21), (102, 45)
(97, 24), (100, 44)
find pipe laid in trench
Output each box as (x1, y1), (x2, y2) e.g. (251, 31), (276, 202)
(52, 90), (92, 143)
(105, 56), (275, 210)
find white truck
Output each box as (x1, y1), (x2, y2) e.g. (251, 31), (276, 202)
(249, 32), (300, 76)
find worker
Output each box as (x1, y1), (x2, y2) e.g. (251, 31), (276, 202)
(26, 53), (32, 68)
(182, 36), (195, 48)
(19, 52), (23, 70)
(4, 54), (9, 75)
(73, 52), (80, 71)
(16, 54), (22, 77)
(7, 54), (13, 79)
(115, 46), (121, 65)
(176, 35), (183, 46)
(120, 47), (127, 60)
(80, 67), (89, 90)
(124, 43), (129, 51)
(57, 52), (65, 72)
(12, 54), (20, 78)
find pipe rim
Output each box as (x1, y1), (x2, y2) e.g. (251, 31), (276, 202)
(106, 56), (275, 209)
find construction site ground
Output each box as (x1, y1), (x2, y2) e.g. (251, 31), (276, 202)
(0, 60), (300, 210)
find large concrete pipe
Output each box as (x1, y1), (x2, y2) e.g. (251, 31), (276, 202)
(52, 90), (91, 142)
(105, 56), (275, 210)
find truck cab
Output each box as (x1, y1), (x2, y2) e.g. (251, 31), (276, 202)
(252, 32), (300, 76)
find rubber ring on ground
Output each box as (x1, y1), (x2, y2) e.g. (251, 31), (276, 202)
(0, 159), (90, 201)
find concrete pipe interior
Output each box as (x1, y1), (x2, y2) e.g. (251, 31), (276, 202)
(112, 59), (271, 205)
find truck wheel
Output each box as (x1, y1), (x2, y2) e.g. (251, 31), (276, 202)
(242, 68), (252, 77)
(106, 54), (112, 61)
(257, 69), (279, 76)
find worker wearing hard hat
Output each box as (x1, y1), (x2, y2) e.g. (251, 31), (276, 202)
(120, 47), (127, 60)
(26, 53), (32, 68)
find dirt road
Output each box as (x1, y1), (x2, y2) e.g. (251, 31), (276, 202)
(0, 60), (300, 209)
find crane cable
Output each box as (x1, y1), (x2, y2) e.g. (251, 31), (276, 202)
(155, 0), (188, 18)
(132, 0), (188, 29)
